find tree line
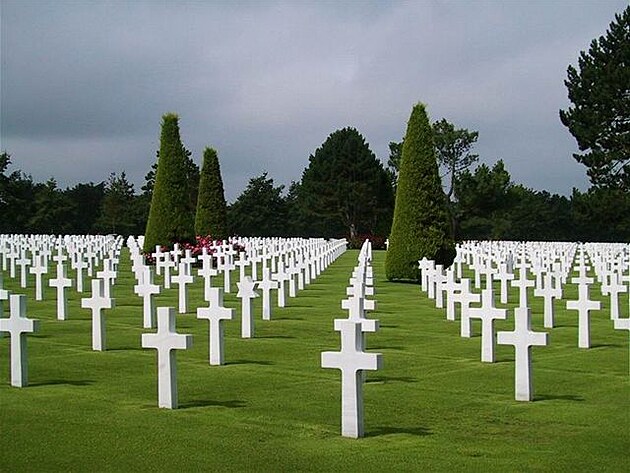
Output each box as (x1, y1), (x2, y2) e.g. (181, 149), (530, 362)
(2, 132), (627, 245)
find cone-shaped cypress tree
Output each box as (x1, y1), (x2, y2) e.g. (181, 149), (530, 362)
(143, 113), (195, 252)
(195, 147), (228, 240)
(385, 103), (456, 281)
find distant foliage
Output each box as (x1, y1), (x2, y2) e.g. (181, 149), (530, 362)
(143, 113), (196, 252)
(228, 173), (288, 237)
(560, 6), (630, 190)
(386, 103), (455, 281)
(195, 147), (228, 240)
(297, 127), (394, 240)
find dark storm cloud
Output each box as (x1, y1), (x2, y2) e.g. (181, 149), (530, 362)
(1, 0), (627, 200)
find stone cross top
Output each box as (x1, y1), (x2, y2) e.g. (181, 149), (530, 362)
(566, 282), (601, 349)
(198, 248), (218, 302)
(468, 287), (507, 362)
(49, 263), (73, 321)
(134, 266), (160, 329)
(497, 307), (548, 401)
(511, 266), (535, 308)
(321, 319), (382, 438)
(81, 278), (115, 351)
(142, 307), (192, 409)
(196, 287), (235, 365)
(0, 294), (41, 387)
(257, 267), (278, 320)
(236, 275), (258, 339)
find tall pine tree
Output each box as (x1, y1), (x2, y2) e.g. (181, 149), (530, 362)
(386, 103), (455, 281)
(195, 147), (228, 240)
(143, 113), (195, 252)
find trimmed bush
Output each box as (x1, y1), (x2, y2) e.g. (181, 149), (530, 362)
(386, 103), (456, 281)
(195, 147), (228, 240)
(143, 113), (195, 252)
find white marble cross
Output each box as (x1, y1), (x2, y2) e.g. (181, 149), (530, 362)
(273, 264), (289, 308)
(141, 306), (192, 409)
(257, 268), (278, 320)
(219, 252), (234, 294)
(601, 274), (627, 321)
(533, 272), (561, 328)
(433, 265), (446, 309)
(16, 253), (30, 288)
(418, 257), (434, 293)
(134, 266), (160, 328)
(0, 294), (40, 387)
(171, 262), (193, 314)
(468, 287), (507, 362)
(496, 262), (514, 305)
(81, 278), (115, 351)
(152, 246), (164, 276)
(497, 307), (548, 401)
(196, 287), (235, 365)
(511, 267), (535, 308)
(442, 269), (461, 321)
(161, 254), (175, 290)
(236, 276), (258, 338)
(453, 279), (480, 336)
(96, 258), (117, 299)
(198, 249), (218, 302)
(49, 263), (73, 320)
(73, 253), (87, 292)
(321, 319), (382, 438)
(180, 249), (196, 275)
(566, 282), (601, 349)
(235, 252), (250, 284)
(1, 272), (10, 305)
(29, 253), (47, 301)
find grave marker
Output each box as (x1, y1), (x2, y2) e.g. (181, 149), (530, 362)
(321, 319), (382, 438)
(49, 263), (73, 320)
(81, 278), (115, 351)
(236, 276), (258, 338)
(141, 307), (192, 409)
(0, 294), (40, 387)
(196, 287), (235, 365)
(497, 307), (548, 401)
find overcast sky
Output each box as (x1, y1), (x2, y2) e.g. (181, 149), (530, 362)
(1, 0), (627, 202)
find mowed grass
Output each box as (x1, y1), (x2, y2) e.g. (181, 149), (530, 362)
(0, 249), (628, 472)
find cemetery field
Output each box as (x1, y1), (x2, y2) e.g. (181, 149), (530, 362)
(1, 249), (628, 472)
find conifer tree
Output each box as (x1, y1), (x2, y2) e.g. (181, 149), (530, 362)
(385, 103), (455, 281)
(195, 147), (228, 240)
(143, 113), (195, 252)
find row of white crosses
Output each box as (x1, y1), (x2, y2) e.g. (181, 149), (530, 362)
(128, 236), (348, 330)
(0, 235), (124, 386)
(322, 239), (382, 438)
(132, 236), (348, 408)
(420, 240), (629, 400)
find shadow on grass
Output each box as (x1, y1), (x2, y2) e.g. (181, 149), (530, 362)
(378, 324), (399, 328)
(108, 346), (143, 351)
(535, 394), (584, 402)
(226, 359), (274, 366)
(273, 316), (305, 321)
(365, 425), (431, 437)
(370, 345), (405, 351)
(366, 376), (416, 384)
(179, 399), (246, 409)
(256, 335), (295, 339)
(590, 343), (621, 348)
(30, 379), (94, 387)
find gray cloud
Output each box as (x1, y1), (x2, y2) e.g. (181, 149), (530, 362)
(1, 0), (627, 201)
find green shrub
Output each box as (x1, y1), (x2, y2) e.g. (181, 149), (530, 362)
(386, 103), (456, 280)
(195, 147), (228, 240)
(143, 113), (195, 252)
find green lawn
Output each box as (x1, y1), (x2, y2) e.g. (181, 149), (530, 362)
(1, 249), (628, 472)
